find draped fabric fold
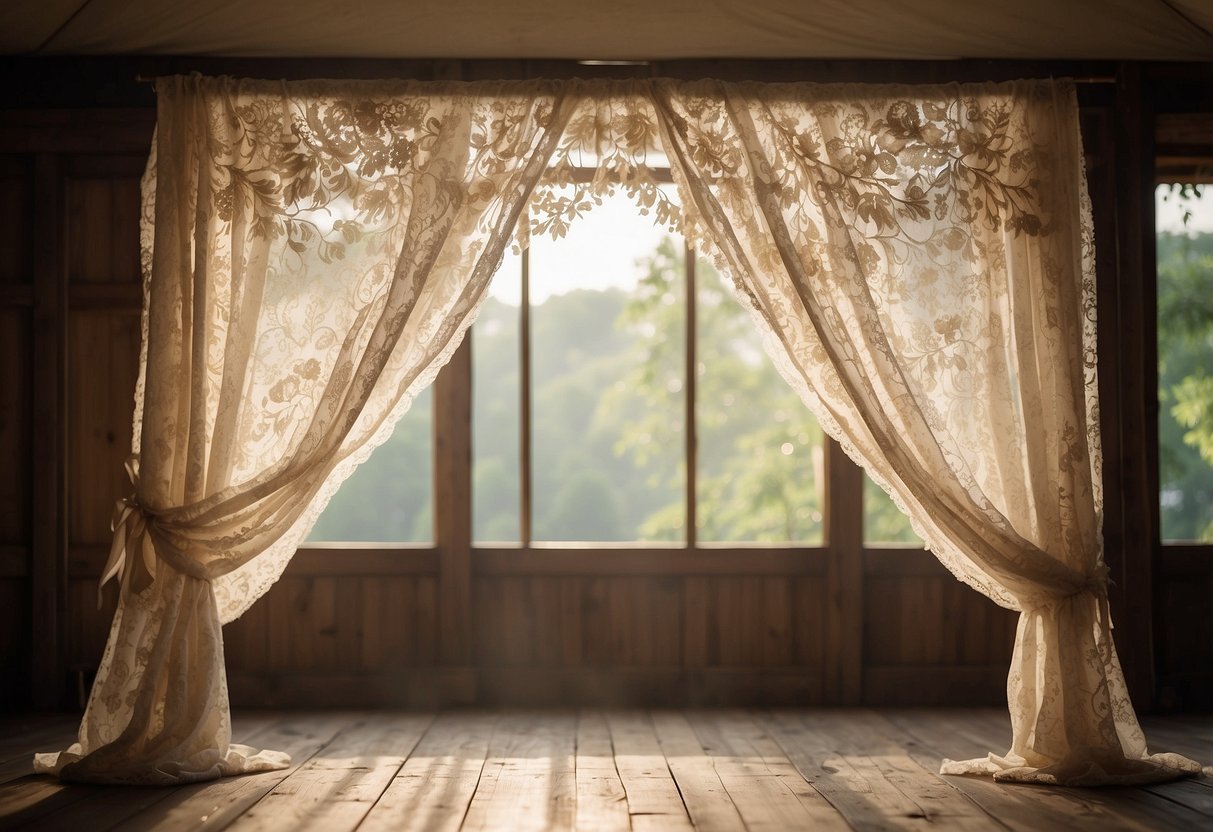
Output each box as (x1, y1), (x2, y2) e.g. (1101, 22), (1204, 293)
(36, 74), (1200, 787)
(36, 74), (576, 783)
(649, 78), (1200, 785)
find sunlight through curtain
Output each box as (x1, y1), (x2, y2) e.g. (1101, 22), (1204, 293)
(36, 74), (1200, 787)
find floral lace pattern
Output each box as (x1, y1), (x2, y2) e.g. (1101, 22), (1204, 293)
(36, 75), (1199, 787)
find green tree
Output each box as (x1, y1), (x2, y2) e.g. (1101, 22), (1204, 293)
(864, 476), (921, 545)
(472, 287), (684, 541)
(307, 388), (434, 542)
(608, 238), (827, 542)
(1158, 230), (1213, 541)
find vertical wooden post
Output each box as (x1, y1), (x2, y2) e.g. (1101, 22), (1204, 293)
(31, 153), (66, 709)
(824, 438), (864, 704)
(435, 337), (473, 666)
(1106, 62), (1158, 708)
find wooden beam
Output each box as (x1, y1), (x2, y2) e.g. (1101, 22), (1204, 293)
(434, 337), (473, 665)
(1157, 544), (1213, 575)
(1109, 62), (1158, 709)
(31, 153), (67, 709)
(68, 544), (440, 578)
(823, 437), (864, 705)
(0, 111), (154, 155)
(474, 546), (827, 576)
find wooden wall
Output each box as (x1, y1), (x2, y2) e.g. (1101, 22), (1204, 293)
(0, 155), (34, 712)
(0, 57), (1207, 712)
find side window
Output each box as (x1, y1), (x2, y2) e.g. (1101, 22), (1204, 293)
(1157, 183), (1213, 543)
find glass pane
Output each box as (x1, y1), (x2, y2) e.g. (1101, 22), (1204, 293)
(530, 192), (685, 542)
(307, 387), (433, 542)
(1157, 184), (1213, 542)
(695, 255), (824, 543)
(864, 474), (922, 545)
(473, 250), (523, 543)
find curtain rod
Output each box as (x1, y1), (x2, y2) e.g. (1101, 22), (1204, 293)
(134, 73), (1118, 85)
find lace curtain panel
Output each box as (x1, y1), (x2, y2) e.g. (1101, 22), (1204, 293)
(34, 74), (1200, 787)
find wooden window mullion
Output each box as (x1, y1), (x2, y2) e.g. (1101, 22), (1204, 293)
(684, 240), (697, 549)
(519, 246), (533, 547)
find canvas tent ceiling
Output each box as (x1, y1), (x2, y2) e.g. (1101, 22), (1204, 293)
(2, 0), (1212, 61)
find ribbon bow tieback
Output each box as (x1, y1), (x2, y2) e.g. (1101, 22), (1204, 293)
(98, 455), (157, 608)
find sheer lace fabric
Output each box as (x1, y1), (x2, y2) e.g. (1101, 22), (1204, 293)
(653, 79), (1197, 784)
(36, 75), (577, 783)
(35, 75), (1199, 787)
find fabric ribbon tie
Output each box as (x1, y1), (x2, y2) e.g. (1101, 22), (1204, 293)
(98, 457), (157, 607)
(1084, 561), (1114, 635)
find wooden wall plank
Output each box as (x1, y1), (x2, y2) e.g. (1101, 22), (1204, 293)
(0, 578), (29, 710)
(682, 576), (709, 666)
(791, 577), (826, 671)
(66, 173), (142, 284)
(66, 311), (140, 546)
(30, 152), (66, 709)
(65, 577), (115, 685)
(223, 587), (270, 672)
(864, 576), (1017, 670)
(1155, 565), (1213, 709)
(0, 161), (32, 282)
(0, 311), (31, 545)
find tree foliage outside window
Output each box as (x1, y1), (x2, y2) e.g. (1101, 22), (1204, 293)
(472, 238), (828, 543)
(307, 386), (433, 542)
(609, 240), (825, 543)
(311, 233), (924, 546)
(1158, 185), (1213, 542)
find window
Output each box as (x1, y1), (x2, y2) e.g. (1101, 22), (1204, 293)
(470, 188), (826, 546)
(308, 182), (922, 552)
(864, 475), (921, 545)
(1157, 183), (1213, 543)
(306, 387), (433, 543)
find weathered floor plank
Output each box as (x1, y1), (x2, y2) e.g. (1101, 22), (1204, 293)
(21, 713), (286, 832)
(226, 712), (433, 832)
(884, 709), (1201, 832)
(932, 708), (1213, 831)
(0, 713), (84, 792)
(686, 709), (850, 831)
(607, 711), (693, 831)
(357, 711), (497, 832)
(112, 712), (351, 832)
(766, 708), (975, 832)
(461, 711), (576, 832)
(0, 708), (1208, 831)
(650, 711), (745, 831)
(574, 711), (629, 832)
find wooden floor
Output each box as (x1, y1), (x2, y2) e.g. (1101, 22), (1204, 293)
(0, 709), (1210, 831)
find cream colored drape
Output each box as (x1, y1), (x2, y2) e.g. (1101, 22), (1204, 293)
(36, 76), (1199, 787)
(36, 75), (575, 783)
(649, 79), (1199, 784)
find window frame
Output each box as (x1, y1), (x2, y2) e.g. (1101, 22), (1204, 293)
(297, 168), (925, 564)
